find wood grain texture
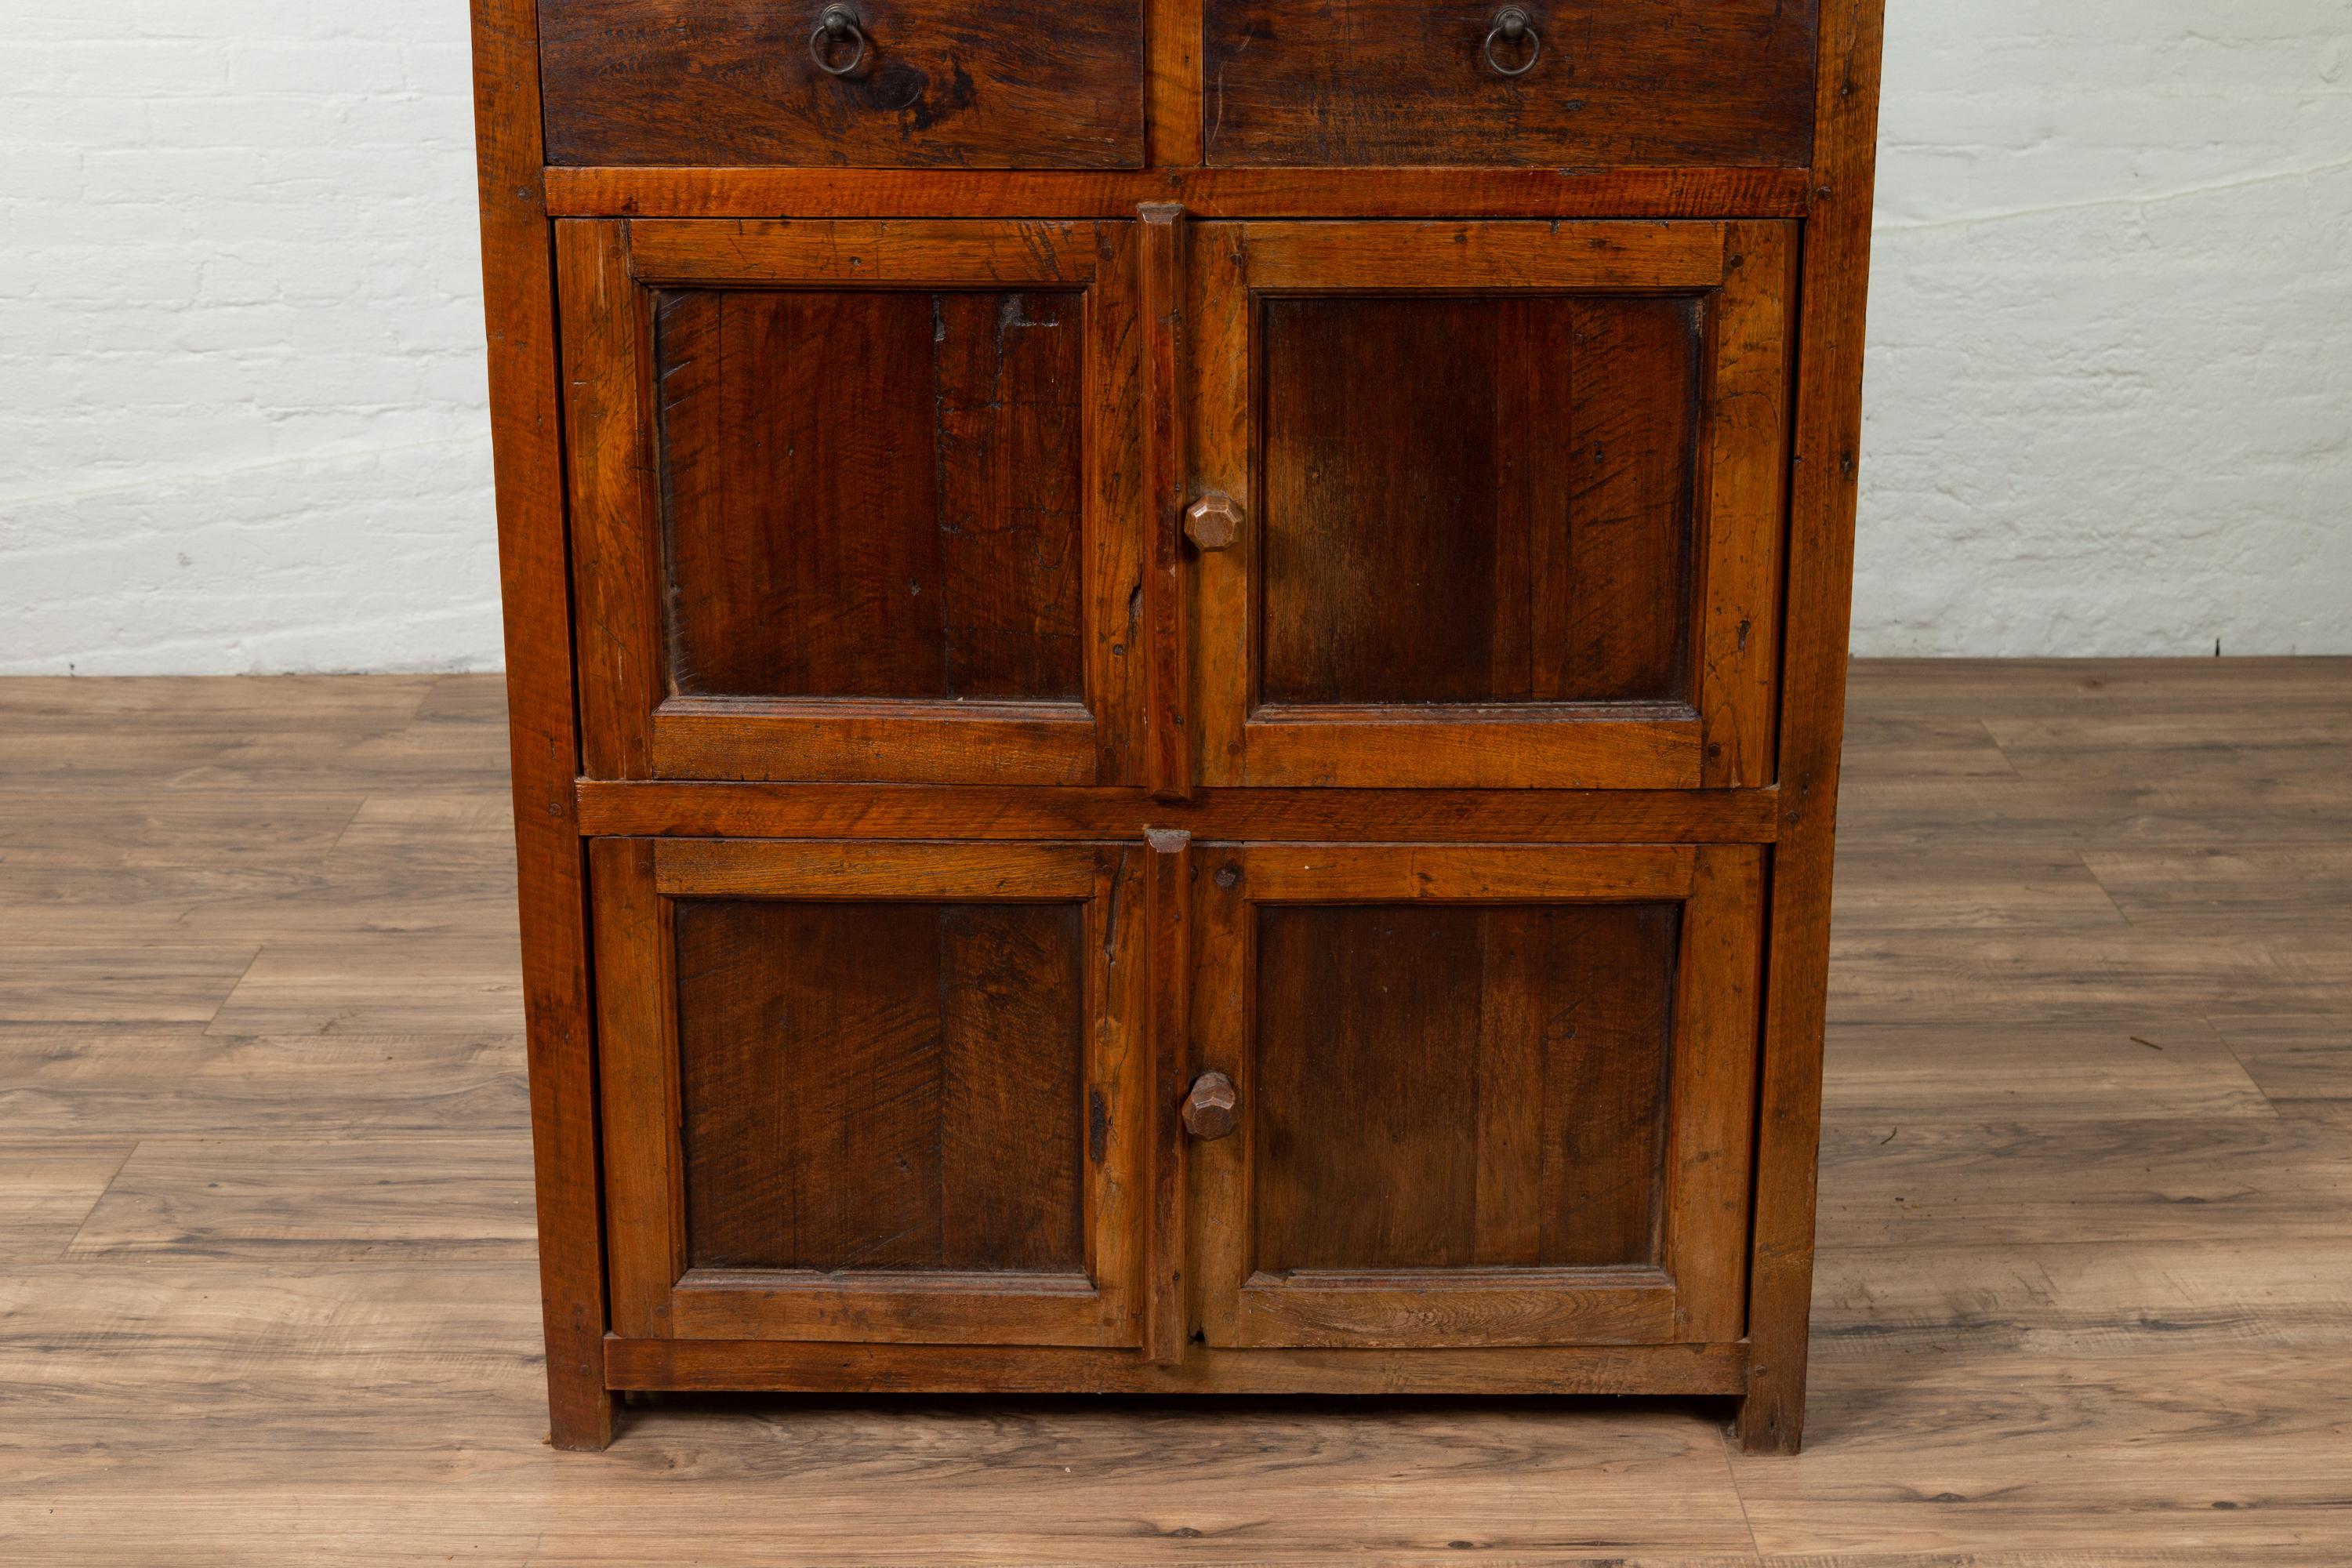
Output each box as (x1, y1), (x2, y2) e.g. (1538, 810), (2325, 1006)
(1201, 0), (1818, 169)
(1139, 203), (1192, 800)
(467, 0), (615, 1449)
(593, 837), (1149, 1350)
(1739, 0), (1887, 1455)
(1185, 218), (1782, 792)
(575, 779), (1784, 842)
(648, 701), (1101, 786)
(561, 218), (1142, 789)
(557, 220), (660, 780)
(1142, 829), (1192, 1363)
(1251, 904), (1675, 1274)
(589, 839), (680, 1338)
(540, 0), (1148, 169)
(626, 216), (1102, 286)
(1145, 0), (1204, 166)
(1240, 219), (1726, 291)
(655, 286), (1086, 702)
(1190, 841), (1758, 1354)
(545, 163), (1817, 220)
(1699, 223), (1798, 787)
(672, 898), (1086, 1274)
(1258, 293), (1697, 706)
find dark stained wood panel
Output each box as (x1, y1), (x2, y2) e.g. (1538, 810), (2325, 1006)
(540, 0), (1148, 169)
(674, 898), (1087, 1274)
(1259, 295), (1699, 707)
(657, 288), (1086, 702)
(1202, 1), (1817, 169)
(1251, 903), (1676, 1275)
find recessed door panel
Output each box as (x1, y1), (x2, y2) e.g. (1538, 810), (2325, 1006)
(593, 839), (1146, 1348)
(1260, 294), (1699, 708)
(660, 289), (1087, 704)
(1188, 844), (1762, 1350)
(1189, 220), (1795, 790)
(675, 899), (1087, 1274)
(562, 219), (1143, 786)
(1253, 902), (1675, 1274)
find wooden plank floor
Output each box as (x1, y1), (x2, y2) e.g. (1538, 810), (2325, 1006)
(2, 660), (2348, 1566)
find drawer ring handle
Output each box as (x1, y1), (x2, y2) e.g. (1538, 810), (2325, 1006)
(810, 5), (869, 77)
(1483, 7), (1541, 77)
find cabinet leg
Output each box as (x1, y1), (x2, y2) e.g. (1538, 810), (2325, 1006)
(1735, 1360), (1806, 1454)
(547, 1368), (618, 1452)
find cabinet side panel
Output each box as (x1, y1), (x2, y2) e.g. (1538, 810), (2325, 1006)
(1740, 0), (1886, 1456)
(469, 0), (615, 1450)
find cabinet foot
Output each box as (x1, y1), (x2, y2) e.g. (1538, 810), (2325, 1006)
(1734, 1372), (1806, 1454)
(548, 1381), (619, 1452)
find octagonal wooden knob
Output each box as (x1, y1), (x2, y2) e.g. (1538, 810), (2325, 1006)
(1181, 1071), (1239, 1140)
(1184, 492), (1243, 552)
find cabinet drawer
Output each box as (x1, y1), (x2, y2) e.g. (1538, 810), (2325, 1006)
(541, 0), (1147, 169)
(1201, 1), (1817, 168)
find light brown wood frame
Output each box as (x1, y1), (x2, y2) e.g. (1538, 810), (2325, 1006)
(1184, 844), (1763, 1350)
(472, 0), (1884, 1455)
(590, 838), (1152, 1348)
(557, 218), (1147, 787)
(1185, 220), (1794, 793)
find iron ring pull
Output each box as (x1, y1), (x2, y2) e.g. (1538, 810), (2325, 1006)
(811, 5), (869, 76)
(1483, 7), (1541, 77)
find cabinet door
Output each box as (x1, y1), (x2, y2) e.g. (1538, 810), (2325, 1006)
(1187, 844), (1762, 1348)
(592, 839), (1147, 1346)
(561, 219), (1144, 785)
(1188, 221), (1794, 789)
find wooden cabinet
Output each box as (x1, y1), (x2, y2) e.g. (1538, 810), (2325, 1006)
(470, 0), (1885, 1454)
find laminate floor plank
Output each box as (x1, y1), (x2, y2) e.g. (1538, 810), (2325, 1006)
(65, 1136), (538, 1260)
(0, 664), (2348, 1565)
(0, 946), (257, 1026)
(1809, 1236), (2352, 1356)
(1831, 845), (2127, 932)
(0, 1141), (136, 1261)
(1730, 1345), (2352, 1558)
(2207, 1011), (2352, 1112)
(1817, 1114), (2351, 1250)
(0, 1029), (527, 1138)
(2078, 845), (2352, 930)
(1823, 1020), (2271, 1125)
(1828, 932), (2287, 1024)
(206, 933), (525, 1036)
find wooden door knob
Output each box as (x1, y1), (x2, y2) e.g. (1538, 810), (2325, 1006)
(1184, 492), (1243, 552)
(1181, 1071), (1239, 1139)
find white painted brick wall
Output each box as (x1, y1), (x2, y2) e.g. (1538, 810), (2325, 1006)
(2, 1), (500, 674)
(1862, 2), (2352, 655)
(2, 2), (2347, 673)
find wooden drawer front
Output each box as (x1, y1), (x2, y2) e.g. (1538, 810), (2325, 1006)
(540, 0), (1147, 168)
(561, 219), (1145, 786)
(1189, 220), (1795, 790)
(593, 839), (1149, 1347)
(1186, 843), (1763, 1349)
(1200, 1), (1817, 168)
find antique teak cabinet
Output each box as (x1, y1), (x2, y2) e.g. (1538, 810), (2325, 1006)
(468, 0), (1884, 1452)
